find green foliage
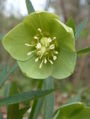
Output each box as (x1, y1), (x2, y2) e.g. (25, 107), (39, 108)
(25, 0), (35, 14)
(28, 81), (43, 119)
(75, 18), (88, 40)
(7, 82), (20, 119)
(0, 89), (53, 106)
(54, 102), (90, 119)
(7, 82), (29, 119)
(0, 63), (18, 88)
(66, 17), (76, 35)
(77, 47), (90, 55)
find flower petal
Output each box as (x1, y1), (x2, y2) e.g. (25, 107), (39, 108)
(52, 47), (77, 79)
(48, 19), (75, 51)
(17, 55), (53, 79)
(2, 23), (36, 61)
(24, 11), (60, 33)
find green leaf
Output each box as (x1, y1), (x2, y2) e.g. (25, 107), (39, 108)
(29, 81), (43, 119)
(0, 63), (18, 88)
(19, 106), (30, 119)
(77, 47), (90, 55)
(25, 0), (35, 14)
(44, 77), (54, 119)
(66, 17), (76, 34)
(54, 102), (90, 119)
(7, 82), (20, 119)
(0, 90), (53, 106)
(0, 34), (4, 41)
(67, 95), (81, 104)
(75, 18), (88, 40)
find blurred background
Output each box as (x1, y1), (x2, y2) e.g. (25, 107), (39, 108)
(0, 0), (90, 118)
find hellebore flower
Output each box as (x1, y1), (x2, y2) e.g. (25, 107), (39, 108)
(2, 11), (76, 79)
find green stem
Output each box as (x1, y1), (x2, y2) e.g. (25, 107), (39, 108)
(44, 77), (54, 119)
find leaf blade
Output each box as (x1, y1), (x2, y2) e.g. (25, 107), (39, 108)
(75, 18), (88, 40)
(0, 90), (53, 107)
(66, 17), (76, 34)
(25, 0), (35, 14)
(0, 63), (18, 88)
(29, 81), (43, 119)
(77, 47), (90, 55)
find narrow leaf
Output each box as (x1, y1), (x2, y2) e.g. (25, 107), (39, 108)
(67, 95), (81, 104)
(7, 82), (19, 119)
(25, 0), (35, 14)
(0, 90), (53, 106)
(75, 18), (88, 40)
(77, 47), (90, 55)
(66, 17), (76, 34)
(29, 81), (43, 119)
(44, 77), (54, 119)
(0, 63), (18, 88)
(0, 34), (4, 41)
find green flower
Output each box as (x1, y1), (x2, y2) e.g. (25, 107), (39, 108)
(2, 11), (76, 79)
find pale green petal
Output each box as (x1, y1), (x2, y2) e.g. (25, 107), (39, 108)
(52, 47), (77, 79)
(24, 11), (60, 33)
(17, 55), (53, 79)
(48, 19), (75, 51)
(2, 23), (36, 61)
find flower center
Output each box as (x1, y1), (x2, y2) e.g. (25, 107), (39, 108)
(25, 28), (59, 68)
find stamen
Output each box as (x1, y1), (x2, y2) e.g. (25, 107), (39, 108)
(36, 43), (41, 49)
(49, 44), (55, 50)
(48, 59), (53, 64)
(27, 51), (35, 56)
(44, 58), (47, 64)
(35, 57), (39, 62)
(53, 56), (57, 61)
(34, 36), (39, 40)
(48, 38), (52, 43)
(37, 28), (42, 32)
(53, 37), (56, 40)
(54, 51), (58, 54)
(25, 43), (35, 47)
(39, 60), (43, 69)
(25, 43), (30, 47)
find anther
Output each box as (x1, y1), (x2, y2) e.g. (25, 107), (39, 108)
(39, 60), (43, 69)
(53, 37), (56, 40)
(25, 43), (35, 47)
(25, 43), (31, 47)
(48, 59), (53, 64)
(27, 51), (35, 56)
(49, 44), (55, 50)
(36, 43), (41, 49)
(48, 38), (52, 43)
(34, 36), (38, 40)
(37, 28), (42, 32)
(44, 58), (47, 64)
(53, 56), (57, 61)
(54, 51), (58, 54)
(35, 57), (39, 62)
